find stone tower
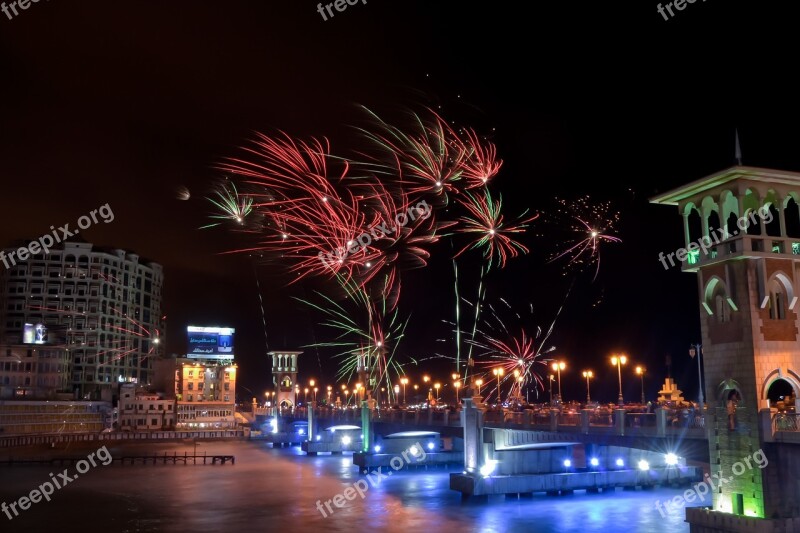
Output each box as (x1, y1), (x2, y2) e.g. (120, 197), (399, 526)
(269, 350), (302, 408)
(652, 165), (800, 521)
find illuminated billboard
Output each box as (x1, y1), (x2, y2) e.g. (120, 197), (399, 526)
(23, 323), (47, 344)
(187, 326), (235, 360)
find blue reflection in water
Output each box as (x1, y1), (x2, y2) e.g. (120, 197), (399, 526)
(0, 441), (699, 533)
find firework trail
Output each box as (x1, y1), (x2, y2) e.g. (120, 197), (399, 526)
(296, 276), (409, 402)
(548, 196), (622, 280)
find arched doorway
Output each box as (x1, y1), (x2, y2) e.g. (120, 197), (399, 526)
(766, 378), (796, 410)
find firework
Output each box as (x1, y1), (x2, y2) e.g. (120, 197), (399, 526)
(200, 181), (254, 229)
(298, 276), (409, 401)
(459, 128), (503, 189)
(453, 189), (537, 270)
(355, 107), (468, 201)
(548, 196), (621, 280)
(469, 298), (565, 402)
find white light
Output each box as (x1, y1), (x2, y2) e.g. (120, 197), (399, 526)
(330, 428), (335, 433)
(270, 419), (278, 434)
(316, 435), (321, 441)
(480, 460), (498, 478)
(322, 197), (328, 202)
(665, 453), (678, 466)
(616, 458), (624, 467)
(347, 241), (354, 246)
(435, 181), (442, 187)
(489, 229), (495, 235)
(409, 446), (421, 457)
(427, 442), (435, 450)
(374, 445), (381, 453)
(341, 436), (351, 446)
(590, 458), (599, 467)
(298, 428), (304, 435)
(638, 460), (650, 471)
(365, 262), (372, 268)
(563, 459), (572, 468)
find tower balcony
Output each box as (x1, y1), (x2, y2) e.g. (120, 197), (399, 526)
(682, 233), (800, 272)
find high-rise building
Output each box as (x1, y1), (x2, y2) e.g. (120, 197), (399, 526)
(0, 343), (70, 399)
(0, 240), (164, 399)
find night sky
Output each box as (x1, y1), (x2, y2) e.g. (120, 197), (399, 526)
(2, 0), (800, 403)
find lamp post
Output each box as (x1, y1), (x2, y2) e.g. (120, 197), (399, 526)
(393, 384), (400, 404)
(454, 381), (461, 403)
(434, 383), (441, 402)
(551, 361), (565, 402)
(400, 377), (408, 405)
(582, 371), (593, 403)
(327, 385), (332, 403)
(548, 374), (554, 405)
(304, 387), (309, 403)
(689, 344), (705, 412)
(475, 378), (483, 398)
(493, 368), (504, 403)
(635, 366), (645, 404)
(313, 387), (318, 403)
(611, 355), (627, 406)
(513, 369), (520, 398)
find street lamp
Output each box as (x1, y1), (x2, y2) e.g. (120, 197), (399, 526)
(400, 377), (408, 405)
(635, 366), (646, 404)
(611, 355), (627, 406)
(434, 382), (441, 401)
(454, 381), (462, 403)
(492, 368), (505, 403)
(548, 374), (555, 405)
(344, 389), (350, 406)
(393, 384), (400, 403)
(582, 371), (593, 402)
(513, 369), (520, 398)
(313, 387), (318, 403)
(327, 385), (332, 402)
(689, 344), (705, 412)
(309, 379), (315, 388)
(475, 378), (483, 397)
(304, 387), (309, 403)
(551, 361), (565, 402)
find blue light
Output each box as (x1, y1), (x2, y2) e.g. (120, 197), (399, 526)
(374, 445), (381, 453)
(590, 457), (599, 467)
(615, 458), (624, 467)
(298, 428), (304, 435)
(315, 435), (321, 441)
(563, 459), (571, 468)
(427, 442), (435, 450)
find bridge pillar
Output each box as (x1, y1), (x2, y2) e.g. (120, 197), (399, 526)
(462, 397), (487, 475)
(361, 401), (374, 453)
(615, 408), (626, 436)
(655, 407), (667, 437)
(580, 409), (591, 434)
(307, 402), (318, 442)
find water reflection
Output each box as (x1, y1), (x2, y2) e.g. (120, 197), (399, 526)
(0, 441), (697, 533)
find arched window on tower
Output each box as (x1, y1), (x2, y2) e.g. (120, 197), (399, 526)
(768, 278), (787, 320)
(710, 284), (732, 324)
